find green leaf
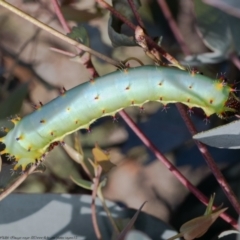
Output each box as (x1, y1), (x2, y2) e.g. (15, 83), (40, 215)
(168, 195), (227, 240)
(204, 193), (215, 215)
(108, 0), (141, 47)
(179, 208), (227, 240)
(185, 0), (240, 64)
(70, 175), (92, 190)
(204, 0), (240, 18)
(67, 26), (89, 46)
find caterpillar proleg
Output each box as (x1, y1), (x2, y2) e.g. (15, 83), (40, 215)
(0, 65), (238, 170)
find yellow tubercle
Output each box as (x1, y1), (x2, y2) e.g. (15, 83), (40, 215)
(10, 116), (21, 125)
(214, 81), (224, 91)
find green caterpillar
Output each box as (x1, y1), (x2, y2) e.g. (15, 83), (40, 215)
(0, 65), (238, 170)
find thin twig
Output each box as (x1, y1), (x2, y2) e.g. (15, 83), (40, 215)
(50, 0), (98, 78)
(95, 0), (185, 70)
(176, 104), (240, 214)
(50, 47), (76, 57)
(0, 164), (37, 201)
(2, 0), (238, 227)
(51, 0), (70, 33)
(97, 182), (120, 235)
(157, 0), (191, 56)
(118, 110), (238, 229)
(0, 148), (50, 201)
(0, 0), (120, 67)
(127, 0), (145, 29)
(91, 166), (103, 240)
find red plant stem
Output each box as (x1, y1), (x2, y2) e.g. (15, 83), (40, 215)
(177, 104), (240, 214)
(51, 0), (98, 78)
(52, 0), (70, 33)
(119, 110), (238, 229)
(95, 0), (182, 68)
(157, 0), (240, 214)
(51, 0), (240, 225)
(157, 0), (191, 56)
(127, 0), (145, 29)
(97, 0), (240, 217)
(51, 4), (103, 236)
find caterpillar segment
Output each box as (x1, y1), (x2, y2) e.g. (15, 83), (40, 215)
(0, 66), (239, 170)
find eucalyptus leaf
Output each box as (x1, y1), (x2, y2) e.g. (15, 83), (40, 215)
(179, 208), (227, 240)
(108, 0), (141, 47)
(185, 0), (240, 64)
(108, 17), (136, 47)
(193, 120), (240, 149)
(204, 0), (240, 18)
(218, 230), (240, 239)
(125, 230), (152, 240)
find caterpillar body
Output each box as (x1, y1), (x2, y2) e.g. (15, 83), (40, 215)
(0, 65), (238, 170)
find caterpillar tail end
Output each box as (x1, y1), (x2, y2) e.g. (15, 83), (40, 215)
(0, 137), (33, 171)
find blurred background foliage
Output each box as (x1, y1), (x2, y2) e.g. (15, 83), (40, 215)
(0, 0), (240, 239)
